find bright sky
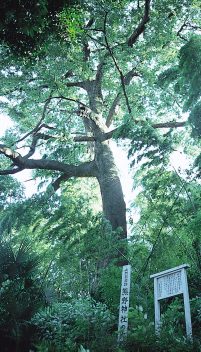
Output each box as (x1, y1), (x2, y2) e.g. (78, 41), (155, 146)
(1, 113), (13, 133)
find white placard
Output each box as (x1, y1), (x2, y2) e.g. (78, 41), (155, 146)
(157, 270), (182, 299)
(150, 264), (192, 340)
(118, 264), (131, 342)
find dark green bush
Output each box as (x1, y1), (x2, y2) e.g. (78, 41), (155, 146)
(32, 297), (116, 352)
(0, 240), (44, 352)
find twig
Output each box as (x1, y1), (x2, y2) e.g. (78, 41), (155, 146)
(13, 90), (54, 146)
(86, 33), (107, 48)
(103, 12), (132, 115)
(106, 69), (140, 127)
(45, 96), (89, 108)
(177, 22), (188, 41)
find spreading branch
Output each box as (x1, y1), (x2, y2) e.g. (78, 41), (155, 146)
(23, 132), (51, 159)
(73, 135), (96, 142)
(32, 132), (96, 144)
(44, 96), (89, 108)
(0, 166), (24, 175)
(103, 120), (187, 141)
(0, 143), (97, 179)
(106, 93), (121, 127)
(52, 174), (71, 191)
(23, 131), (97, 161)
(0, 118), (187, 177)
(152, 121), (186, 129)
(127, 0), (151, 47)
(29, 119), (189, 150)
(65, 81), (88, 90)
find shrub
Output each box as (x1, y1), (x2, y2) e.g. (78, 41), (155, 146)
(0, 240), (44, 352)
(32, 297), (116, 352)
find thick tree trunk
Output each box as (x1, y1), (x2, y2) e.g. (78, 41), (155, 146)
(95, 140), (127, 240)
(84, 78), (127, 240)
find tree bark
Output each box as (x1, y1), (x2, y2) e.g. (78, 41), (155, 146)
(95, 140), (127, 239)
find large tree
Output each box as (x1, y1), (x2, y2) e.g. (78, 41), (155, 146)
(0, 0), (200, 247)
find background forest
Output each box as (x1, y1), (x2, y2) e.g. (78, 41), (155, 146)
(0, 0), (201, 351)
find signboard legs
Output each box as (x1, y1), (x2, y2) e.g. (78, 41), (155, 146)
(181, 268), (192, 339)
(153, 277), (161, 334)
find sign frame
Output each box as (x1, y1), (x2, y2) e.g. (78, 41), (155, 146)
(150, 264), (192, 339)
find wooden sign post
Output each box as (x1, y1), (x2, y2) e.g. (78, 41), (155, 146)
(150, 264), (192, 340)
(118, 264), (131, 343)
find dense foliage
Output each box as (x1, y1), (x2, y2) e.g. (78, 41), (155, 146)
(0, 0), (77, 54)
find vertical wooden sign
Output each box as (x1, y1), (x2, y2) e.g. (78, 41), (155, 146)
(118, 264), (131, 342)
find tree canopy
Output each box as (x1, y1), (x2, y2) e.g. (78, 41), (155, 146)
(1, 0), (200, 237)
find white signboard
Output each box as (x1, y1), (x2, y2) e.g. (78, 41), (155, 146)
(118, 264), (131, 342)
(150, 264), (192, 339)
(157, 270), (182, 299)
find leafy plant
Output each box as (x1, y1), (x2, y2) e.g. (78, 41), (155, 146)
(32, 297), (116, 352)
(0, 239), (44, 351)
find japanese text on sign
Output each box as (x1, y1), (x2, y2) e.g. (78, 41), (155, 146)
(157, 271), (182, 299)
(118, 265), (131, 342)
